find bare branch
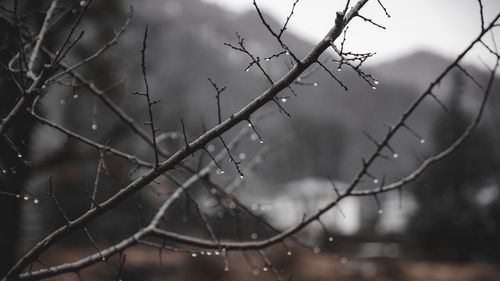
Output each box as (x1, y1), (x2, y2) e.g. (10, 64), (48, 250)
(27, 0), (59, 79)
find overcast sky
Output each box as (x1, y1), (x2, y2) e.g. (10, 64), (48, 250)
(202, 0), (500, 66)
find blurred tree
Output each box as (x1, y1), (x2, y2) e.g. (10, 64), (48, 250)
(408, 71), (500, 261)
(0, 1), (43, 275)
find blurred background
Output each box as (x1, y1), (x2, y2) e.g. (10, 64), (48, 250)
(1, 0), (500, 280)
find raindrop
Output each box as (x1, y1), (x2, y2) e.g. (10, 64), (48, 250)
(263, 267), (268, 272)
(420, 139), (426, 144)
(23, 196), (29, 201)
(60, 99), (65, 105)
(250, 233), (258, 240)
(215, 251), (220, 255)
(337, 68), (342, 72)
(259, 140), (264, 144)
(372, 86), (377, 90)
(228, 202), (236, 209)
(239, 153), (247, 160)
(207, 144), (215, 152)
(73, 94), (79, 99)
(264, 58), (270, 61)
(101, 257), (106, 261)
(313, 82), (318, 87)
(378, 209), (384, 214)
(2, 169), (6, 174)
(313, 247), (320, 254)
(17, 153), (22, 158)
(80, 0), (87, 6)
(252, 269), (260, 276)
(33, 198), (39, 204)
(206, 251), (212, 256)
(41, 84), (47, 90)
(224, 265), (229, 271)
(216, 169), (224, 175)
(374, 80), (380, 85)
(328, 236), (334, 242)
(170, 132), (178, 140)
(201, 251), (205, 255)
(285, 51), (290, 55)
(248, 123), (252, 127)
(281, 98), (287, 103)
(245, 68), (250, 72)
(297, 77), (302, 81)
(340, 257), (348, 264)
(287, 251), (292, 256)
(16, 194), (21, 198)
(393, 153), (399, 159)
(91, 123), (98, 131)
(250, 134), (258, 141)
(192, 253), (197, 257)
(373, 178), (379, 184)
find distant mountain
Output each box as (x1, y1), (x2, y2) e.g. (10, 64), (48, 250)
(370, 51), (451, 91)
(109, 0), (496, 182)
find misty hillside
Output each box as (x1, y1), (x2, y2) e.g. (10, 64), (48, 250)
(29, 0), (497, 190)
